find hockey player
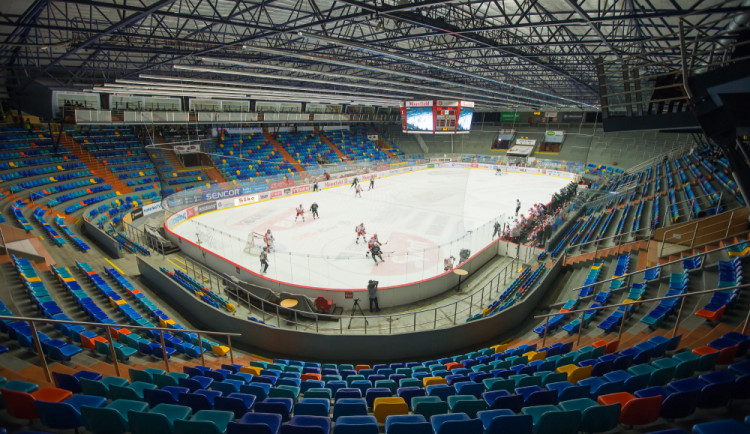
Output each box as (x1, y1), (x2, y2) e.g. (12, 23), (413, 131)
(368, 234), (381, 249)
(444, 256), (455, 272)
(295, 204), (305, 222)
(355, 184), (362, 198)
(492, 221), (501, 239)
(350, 176), (359, 188)
(368, 174), (375, 190)
(310, 201), (319, 219)
(260, 247), (269, 273)
(264, 229), (275, 252)
(496, 166), (503, 176)
(459, 248), (471, 264)
(370, 243), (384, 265)
(355, 223), (367, 244)
(515, 199), (521, 216)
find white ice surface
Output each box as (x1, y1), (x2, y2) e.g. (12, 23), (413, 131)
(172, 168), (570, 289)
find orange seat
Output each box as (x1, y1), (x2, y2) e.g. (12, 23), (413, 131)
(301, 373), (322, 381)
(695, 307), (725, 321)
(113, 328), (131, 340)
(592, 339), (619, 354)
(1, 387), (72, 420)
(445, 362), (464, 371)
(716, 344), (738, 364)
(692, 345), (719, 357)
(598, 392), (660, 426)
(355, 364), (370, 372)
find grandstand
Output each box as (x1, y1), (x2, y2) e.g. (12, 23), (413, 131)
(1, 0), (750, 433)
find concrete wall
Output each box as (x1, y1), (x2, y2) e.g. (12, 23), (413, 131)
(81, 220), (121, 258)
(137, 256), (560, 362)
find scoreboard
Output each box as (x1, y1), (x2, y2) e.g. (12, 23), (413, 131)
(401, 100), (474, 134)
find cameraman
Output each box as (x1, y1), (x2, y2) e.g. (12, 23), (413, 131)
(367, 280), (380, 312)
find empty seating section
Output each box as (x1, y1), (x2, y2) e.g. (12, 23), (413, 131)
(696, 257), (743, 321)
(161, 267), (235, 315)
(33, 207), (66, 246)
(207, 132), (295, 181)
(54, 215), (91, 251)
(468, 265), (549, 322)
(275, 131), (342, 168)
(88, 192), (160, 227)
(7, 164), (89, 190)
(72, 127), (159, 192)
(0, 128), (78, 174)
(322, 129), (390, 162)
(1, 328), (747, 434)
(106, 222), (151, 255)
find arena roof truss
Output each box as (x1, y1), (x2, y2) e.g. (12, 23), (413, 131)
(1, 0), (748, 110)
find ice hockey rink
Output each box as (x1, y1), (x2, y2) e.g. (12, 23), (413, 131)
(170, 168), (571, 289)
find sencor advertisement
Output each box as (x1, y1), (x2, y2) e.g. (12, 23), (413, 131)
(143, 202), (163, 216)
(202, 188), (241, 202)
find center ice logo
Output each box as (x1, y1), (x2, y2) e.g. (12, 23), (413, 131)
(370, 232), (440, 276)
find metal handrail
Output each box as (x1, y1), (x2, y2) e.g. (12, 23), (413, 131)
(0, 313), (241, 383)
(182, 254), (526, 334)
(659, 209), (740, 257)
(535, 283), (750, 349)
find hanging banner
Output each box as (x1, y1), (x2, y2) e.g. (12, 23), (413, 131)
(500, 112), (521, 122)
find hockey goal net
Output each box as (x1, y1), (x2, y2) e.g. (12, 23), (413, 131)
(245, 232), (266, 255)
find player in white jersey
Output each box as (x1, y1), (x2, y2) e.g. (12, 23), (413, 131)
(355, 184), (362, 198)
(355, 223), (366, 244)
(368, 174), (375, 190)
(295, 204), (305, 222)
(264, 229), (275, 252)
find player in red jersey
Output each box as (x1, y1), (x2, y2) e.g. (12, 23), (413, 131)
(264, 229), (275, 252)
(355, 223), (366, 244)
(295, 204), (305, 222)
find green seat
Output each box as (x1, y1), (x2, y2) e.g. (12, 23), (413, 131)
(346, 375), (366, 386)
(447, 395), (487, 418)
(129, 368), (155, 384)
(375, 380), (398, 395)
(559, 398), (621, 434)
(111, 381), (157, 401)
(155, 373), (179, 388)
(490, 360), (511, 370)
(412, 396), (448, 420)
(648, 366), (674, 387)
(268, 385), (300, 402)
(395, 368), (412, 376)
(80, 376), (129, 399)
(522, 405), (582, 434)
(82, 399), (148, 434)
(338, 364), (354, 371)
(304, 388), (333, 399)
(321, 375), (342, 382)
(173, 410), (234, 434)
(284, 366), (303, 374)
(472, 364), (491, 373)
(483, 378), (514, 392)
(128, 403), (192, 434)
(399, 378), (422, 388)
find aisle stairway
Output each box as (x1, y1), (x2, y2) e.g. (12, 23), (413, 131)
(314, 128), (348, 161)
(262, 130), (306, 175)
(58, 133), (133, 195)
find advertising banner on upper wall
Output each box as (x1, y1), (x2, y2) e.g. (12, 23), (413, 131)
(500, 112), (521, 122)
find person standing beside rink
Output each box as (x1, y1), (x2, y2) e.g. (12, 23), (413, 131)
(260, 247), (270, 273)
(368, 174), (375, 190)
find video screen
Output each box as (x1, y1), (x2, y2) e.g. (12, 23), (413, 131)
(406, 106), (434, 132)
(457, 106), (474, 132)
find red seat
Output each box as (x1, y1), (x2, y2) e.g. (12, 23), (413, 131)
(355, 364), (370, 372)
(314, 296), (332, 313)
(692, 345), (719, 357)
(301, 373), (322, 381)
(1, 387), (72, 420)
(598, 392), (661, 426)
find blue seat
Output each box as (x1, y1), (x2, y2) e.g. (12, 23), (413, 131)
(693, 419), (750, 434)
(213, 393), (255, 418)
(240, 383), (271, 401)
(482, 390), (524, 412)
(294, 397), (330, 417)
(332, 398), (367, 421)
(430, 412), (483, 434)
(280, 415), (331, 434)
(476, 408), (532, 434)
(384, 414), (432, 434)
(52, 370), (102, 393)
(255, 397), (294, 421)
(227, 412), (283, 434)
(333, 415), (379, 434)
(36, 394), (107, 431)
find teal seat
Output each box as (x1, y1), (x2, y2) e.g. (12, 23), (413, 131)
(446, 395), (488, 418)
(80, 376), (129, 399)
(155, 373), (180, 388)
(304, 388), (332, 399)
(522, 405), (581, 434)
(82, 399), (149, 434)
(128, 403), (192, 434)
(399, 378), (422, 388)
(173, 410), (234, 434)
(110, 381), (157, 401)
(558, 398), (621, 434)
(412, 396), (448, 420)
(483, 378), (514, 392)
(374, 380), (398, 395)
(269, 385), (300, 402)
